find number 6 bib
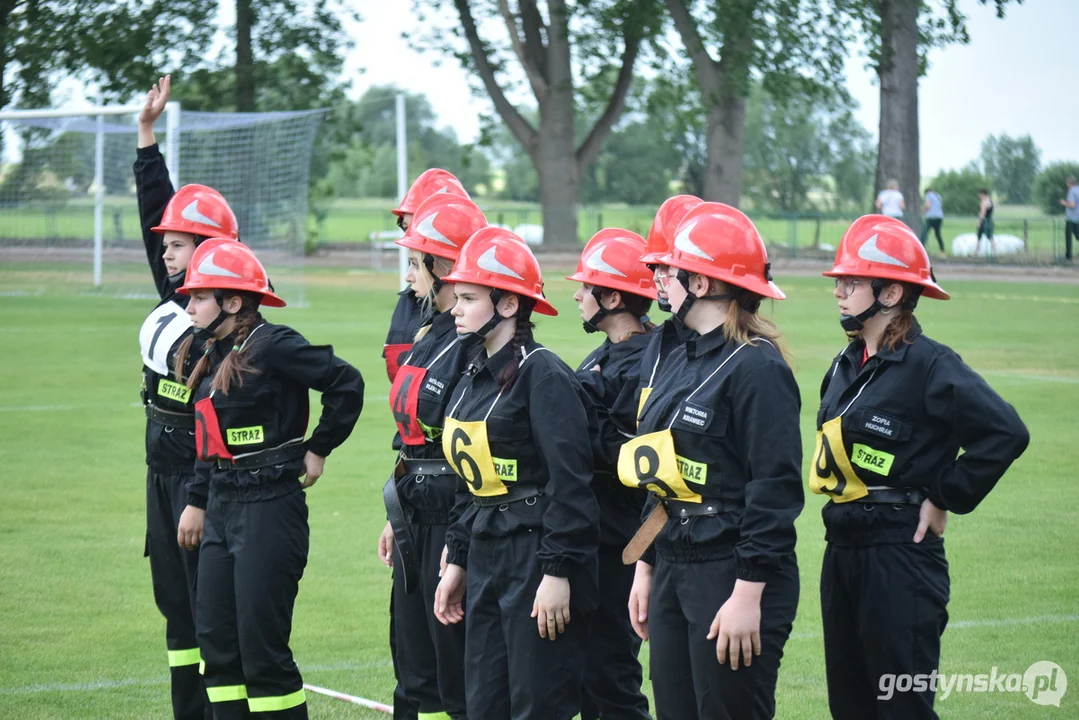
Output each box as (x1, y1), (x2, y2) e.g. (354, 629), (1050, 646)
(442, 417), (507, 497)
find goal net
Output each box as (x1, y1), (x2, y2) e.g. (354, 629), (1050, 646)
(0, 105), (324, 305)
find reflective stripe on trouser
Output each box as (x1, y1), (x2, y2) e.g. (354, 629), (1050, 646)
(197, 489), (310, 719)
(417, 713), (451, 719)
(821, 539), (949, 720)
(464, 531), (598, 719)
(391, 520), (467, 719)
(207, 685), (248, 703)
(649, 552), (799, 720)
(147, 468), (209, 720)
(580, 546), (651, 720)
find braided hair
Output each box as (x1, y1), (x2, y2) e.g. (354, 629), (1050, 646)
(174, 293), (263, 393)
(496, 296), (536, 392)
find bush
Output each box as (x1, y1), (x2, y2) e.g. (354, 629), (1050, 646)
(1033, 162), (1079, 216)
(927, 168), (992, 216)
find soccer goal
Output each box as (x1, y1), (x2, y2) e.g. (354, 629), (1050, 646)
(0, 103), (324, 304)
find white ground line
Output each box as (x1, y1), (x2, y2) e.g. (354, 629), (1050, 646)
(0, 660), (392, 696)
(3, 616), (1075, 695)
(788, 613), (1079, 641)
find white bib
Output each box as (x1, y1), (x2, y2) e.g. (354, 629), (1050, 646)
(139, 301), (193, 376)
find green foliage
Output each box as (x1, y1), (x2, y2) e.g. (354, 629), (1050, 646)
(580, 118), (680, 206)
(1032, 161), (1079, 216)
(928, 167), (993, 216)
(980, 134), (1041, 204)
(742, 86), (874, 213)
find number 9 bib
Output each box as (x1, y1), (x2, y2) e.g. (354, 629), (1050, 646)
(809, 416), (868, 502)
(442, 417), (509, 497)
(617, 429), (703, 503)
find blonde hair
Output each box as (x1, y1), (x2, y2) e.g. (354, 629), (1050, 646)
(887, 179), (899, 190)
(706, 279), (790, 362)
(417, 253), (456, 315)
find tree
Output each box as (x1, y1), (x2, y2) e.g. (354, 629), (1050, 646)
(581, 117), (680, 205)
(662, 0), (850, 205)
(418, 0), (663, 248)
(928, 167), (991, 216)
(1033, 162), (1079, 216)
(980, 133), (1040, 204)
(845, 0), (1019, 231)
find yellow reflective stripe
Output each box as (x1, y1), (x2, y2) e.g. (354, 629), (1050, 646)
(417, 712), (451, 720)
(167, 648), (201, 667)
(199, 660), (206, 675)
(207, 685), (248, 703)
(247, 688), (306, 712)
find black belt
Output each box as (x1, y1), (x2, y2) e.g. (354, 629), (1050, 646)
(385, 457), (419, 594)
(401, 458), (454, 476)
(854, 487), (926, 505)
(145, 403), (195, 430)
(471, 484), (543, 508)
(663, 497), (741, 518)
(214, 442), (308, 470)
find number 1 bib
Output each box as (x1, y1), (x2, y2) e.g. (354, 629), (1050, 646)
(139, 301), (192, 376)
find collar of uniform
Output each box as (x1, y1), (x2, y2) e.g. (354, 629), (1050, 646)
(685, 323), (729, 360)
(468, 339), (521, 380)
(842, 316), (924, 366)
(607, 330), (651, 361)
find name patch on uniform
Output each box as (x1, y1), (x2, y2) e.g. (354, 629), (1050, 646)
(157, 379), (192, 404)
(860, 411), (904, 440)
(851, 444), (894, 476)
(676, 455), (707, 485)
(678, 402), (712, 429)
(423, 377), (445, 396)
(227, 426), (264, 445)
(492, 457), (517, 483)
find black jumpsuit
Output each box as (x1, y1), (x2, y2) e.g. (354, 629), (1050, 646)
(574, 333), (652, 720)
(189, 322), (364, 719)
(443, 341), (601, 720)
(814, 321), (1029, 720)
(134, 142), (209, 720)
(387, 309), (475, 719)
(632, 328), (803, 720)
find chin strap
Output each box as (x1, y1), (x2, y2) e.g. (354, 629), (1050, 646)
(582, 286), (632, 334)
(459, 289), (508, 342)
(192, 289), (231, 346)
(422, 253), (444, 295)
(673, 270), (734, 323)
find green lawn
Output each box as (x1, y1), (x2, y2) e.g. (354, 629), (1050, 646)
(2, 196), (1072, 260)
(0, 265), (1076, 718)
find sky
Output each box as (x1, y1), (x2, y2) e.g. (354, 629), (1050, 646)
(344, 0), (1079, 178)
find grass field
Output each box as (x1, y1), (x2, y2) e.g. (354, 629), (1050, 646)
(1, 197), (1072, 259)
(1, 263), (1077, 719)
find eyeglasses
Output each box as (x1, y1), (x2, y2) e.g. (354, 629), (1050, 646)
(833, 277), (862, 297)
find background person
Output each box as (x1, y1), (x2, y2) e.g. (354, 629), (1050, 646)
(1060, 175), (1078, 261)
(875, 179), (905, 220)
(920, 187), (945, 254)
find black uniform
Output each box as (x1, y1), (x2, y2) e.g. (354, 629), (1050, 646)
(574, 334), (652, 720)
(387, 309), (477, 720)
(814, 321), (1028, 720)
(632, 328), (803, 720)
(189, 322), (364, 719)
(134, 143), (209, 720)
(443, 341), (601, 720)
(384, 289), (429, 383)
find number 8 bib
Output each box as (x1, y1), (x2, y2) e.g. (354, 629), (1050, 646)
(617, 429), (702, 502)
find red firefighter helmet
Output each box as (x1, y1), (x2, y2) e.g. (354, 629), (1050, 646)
(443, 227), (557, 315)
(566, 228), (657, 300)
(392, 169), (469, 217)
(395, 194), (487, 261)
(152, 184), (239, 240)
(660, 202), (785, 300)
(824, 215), (949, 300)
(178, 238), (286, 307)
(643, 195), (703, 264)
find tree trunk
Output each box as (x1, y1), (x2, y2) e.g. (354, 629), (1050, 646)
(875, 0), (920, 234)
(536, 0), (578, 249)
(703, 92), (746, 205)
(235, 0), (255, 111)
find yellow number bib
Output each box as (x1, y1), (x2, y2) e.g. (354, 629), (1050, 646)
(617, 429), (704, 503)
(809, 416), (868, 502)
(442, 417), (513, 497)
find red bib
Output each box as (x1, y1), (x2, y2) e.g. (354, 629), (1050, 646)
(194, 396), (233, 461)
(389, 365), (427, 446)
(384, 343), (413, 383)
